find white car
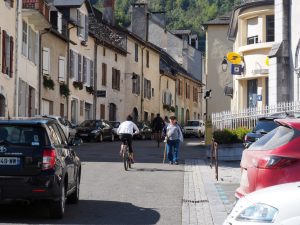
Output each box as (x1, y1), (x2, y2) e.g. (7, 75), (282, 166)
(224, 182), (300, 225)
(183, 120), (205, 137)
(38, 115), (76, 139)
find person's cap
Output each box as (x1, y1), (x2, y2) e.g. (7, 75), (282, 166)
(169, 116), (176, 120)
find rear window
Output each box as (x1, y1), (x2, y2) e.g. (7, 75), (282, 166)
(253, 120), (278, 133)
(186, 121), (200, 126)
(249, 126), (294, 151)
(0, 125), (47, 146)
(80, 120), (102, 128)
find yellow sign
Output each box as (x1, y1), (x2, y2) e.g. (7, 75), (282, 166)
(266, 57), (269, 66)
(227, 52), (243, 64)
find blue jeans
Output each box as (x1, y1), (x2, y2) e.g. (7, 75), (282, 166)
(166, 139), (180, 163)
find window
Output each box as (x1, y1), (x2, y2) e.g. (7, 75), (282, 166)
(134, 43), (138, 62)
(144, 79), (151, 99)
(42, 99), (53, 115)
(146, 50), (149, 67)
(42, 47), (50, 75)
(247, 17), (259, 45)
(115, 53), (117, 62)
(22, 20), (27, 56)
(102, 63), (107, 86)
(103, 47), (106, 56)
(132, 73), (140, 95)
(193, 87), (198, 102)
(185, 83), (190, 99)
(60, 103), (64, 117)
(266, 15), (274, 42)
(78, 54), (82, 82)
(163, 92), (172, 105)
(58, 56), (65, 81)
(178, 79), (183, 96)
(83, 56), (87, 83)
(109, 103), (117, 121)
(152, 88), (154, 97)
(90, 60), (94, 87)
(1, 30), (14, 77)
(112, 68), (120, 90)
(77, 10), (88, 40)
(3, 0), (14, 8)
(247, 79), (258, 108)
(100, 104), (105, 119)
(85, 102), (92, 120)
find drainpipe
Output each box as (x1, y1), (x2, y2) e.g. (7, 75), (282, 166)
(14, 0), (21, 117)
(93, 39), (98, 119)
(141, 46), (145, 121)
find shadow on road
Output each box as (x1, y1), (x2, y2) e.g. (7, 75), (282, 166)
(0, 199), (160, 224)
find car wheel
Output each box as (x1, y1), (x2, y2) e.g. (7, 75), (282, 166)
(49, 182), (66, 219)
(110, 133), (114, 142)
(68, 175), (80, 204)
(99, 133), (103, 142)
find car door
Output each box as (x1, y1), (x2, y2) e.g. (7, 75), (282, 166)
(102, 121), (112, 139)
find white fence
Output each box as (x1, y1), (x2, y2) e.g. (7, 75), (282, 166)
(212, 101), (300, 130)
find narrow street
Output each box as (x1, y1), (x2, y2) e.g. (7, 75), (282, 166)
(0, 139), (240, 225)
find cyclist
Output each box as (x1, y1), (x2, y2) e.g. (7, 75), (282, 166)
(117, 115), (139, 163)
(151, 113), (165, 143)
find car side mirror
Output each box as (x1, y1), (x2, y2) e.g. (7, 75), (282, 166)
(69, 137), (82, 146)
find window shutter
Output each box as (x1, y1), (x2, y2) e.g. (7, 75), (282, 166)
(163, 92), (166, 104)
(34, 32), (39, 64)
(117, 70), (120, 90)
(102, 63), (106, 86)
(86, 59), (90, 86)
(83, 56), (87, 83)
(10, 0), (14, 8)
(90, 60), (94, 87)
(112, 68), (115, 89)
(9, 36), (13, 77)
(85, 15), (88, 41)
(58, 56), (65, 81)
(78, 54), (82, 82)
(42, 47), (50, 75)
(137, 76), (140, 94)
(70, 50), (74, 78)
(148, 81), (151, 99)
(2, 30), (6, 74)
(77, 10), (80, 37)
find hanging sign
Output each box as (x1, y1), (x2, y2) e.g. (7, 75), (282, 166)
(231, 64), (243, 75)
(227, 52), (243, 64)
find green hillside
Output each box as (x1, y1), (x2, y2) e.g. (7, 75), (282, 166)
(94, 0), (240, 33)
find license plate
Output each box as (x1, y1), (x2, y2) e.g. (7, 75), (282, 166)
(80, 134), (88, 137)
(240, 169), (249, 187)
(0, 157), (20, 166)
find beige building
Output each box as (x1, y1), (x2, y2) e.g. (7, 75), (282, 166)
(228, 1), (274, 111)
(0, 0), (16, 117)
(124, 34), (161, 122)
(202, 15), (233, 118)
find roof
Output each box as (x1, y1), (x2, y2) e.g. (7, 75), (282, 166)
(228, 0), (274, 40)
(53, 0), (94, 13)
(171, 30), (192, 35)
(202, 14), (231, 27)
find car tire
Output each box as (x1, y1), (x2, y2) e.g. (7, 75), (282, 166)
(110, 133), (114, 142)
(49, 182), (66, 219)
(68, 175), (80, 204)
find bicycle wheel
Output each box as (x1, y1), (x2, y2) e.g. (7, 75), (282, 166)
(128, 152), (132, 169)
(123, 146), (129, 171)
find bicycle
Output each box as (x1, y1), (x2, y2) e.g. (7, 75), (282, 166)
(121, 138), (132, 171)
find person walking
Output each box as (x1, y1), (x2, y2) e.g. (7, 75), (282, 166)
(163, 116), (183, 165)
(151, 113), (165, 145)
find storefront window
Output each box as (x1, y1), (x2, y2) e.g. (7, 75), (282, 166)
(247, 79), (258, 108)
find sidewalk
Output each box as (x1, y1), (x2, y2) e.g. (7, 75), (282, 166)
(182, 159), (241, 225)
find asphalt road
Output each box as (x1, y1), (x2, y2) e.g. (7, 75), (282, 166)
(0, 138), (206, 225)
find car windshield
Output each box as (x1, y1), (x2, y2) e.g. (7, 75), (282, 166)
(253, 120), (278, 133)
(109, 122), (120, 128)
(186, 121), (200, 126)
(0, 125), (46, 146)
(80, 120), (101, 128)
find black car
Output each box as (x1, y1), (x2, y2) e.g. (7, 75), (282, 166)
(76, 120), (114, 142)
(134, 121), (152, 140)
(0, 118), (81, 219)
(244, 116), (279, 147)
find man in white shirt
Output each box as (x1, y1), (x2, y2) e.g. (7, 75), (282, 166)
(117, 115), (139, 162)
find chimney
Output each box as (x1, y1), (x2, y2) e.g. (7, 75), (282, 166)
(103, 0), (115, 25)
(151, 11), (166, 28)
(131, 3), (149, 41)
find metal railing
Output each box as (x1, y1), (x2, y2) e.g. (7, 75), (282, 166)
(212, 101), (300, 130)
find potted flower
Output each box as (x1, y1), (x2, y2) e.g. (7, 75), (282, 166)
(73, 81), (83, 90)
(86, 86), (94, 94)
(43, 75), (55, 90)
(60, 83), (70, 98)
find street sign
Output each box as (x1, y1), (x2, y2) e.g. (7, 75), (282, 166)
(227, 52), (243, 64)
(231, 64), (243, 75)
(96, 90), (106, 98)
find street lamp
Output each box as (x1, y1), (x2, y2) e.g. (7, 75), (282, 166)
(221, 57), (228, 72)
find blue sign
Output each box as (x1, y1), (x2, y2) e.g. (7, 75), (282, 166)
(257, 95), (262, 101)
(231, 64), (243, 75)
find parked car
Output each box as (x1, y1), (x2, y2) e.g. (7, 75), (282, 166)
(76, 120), (114, 142)
(236, 118), (300, 198)
(0, 118), (81, 219)
(244, 116), (279, 147)
(38, 115), (77, 139)
(108, 121), (120, 139)
(224, 182), (300, 225)
(183, 120), (205, 138)
(134, 121), (152, 140)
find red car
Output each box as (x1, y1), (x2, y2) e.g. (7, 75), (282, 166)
(236, 118), (300, 198)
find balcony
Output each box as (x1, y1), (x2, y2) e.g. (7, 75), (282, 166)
(22, 0), (50, 30)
